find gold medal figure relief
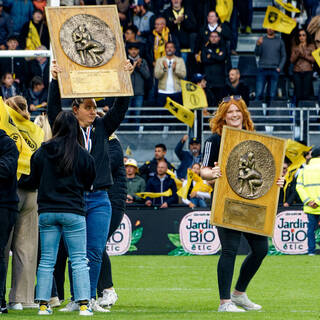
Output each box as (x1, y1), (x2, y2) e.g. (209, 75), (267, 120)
(226, 140), (275, 200)
(59, 14), (116, 67)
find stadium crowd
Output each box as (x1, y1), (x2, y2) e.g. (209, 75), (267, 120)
(0, 0), (320, 316)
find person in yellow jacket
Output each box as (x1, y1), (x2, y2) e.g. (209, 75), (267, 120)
(296, 146), (320, 255)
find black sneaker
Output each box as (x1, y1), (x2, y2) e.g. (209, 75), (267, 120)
(1, 300), (8, 314)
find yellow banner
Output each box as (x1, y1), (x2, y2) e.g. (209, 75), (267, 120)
(283, 139), (312, 201)
(125, 145), (132, 156)
(164, 97), (194, 128)
(177, 169), (194, 199)
(0, 99), (33, 176)
(166, 169), (183, 190)
(136, 189), (172, 199)
(274, 0), (300, 13)
(191, 172), (213, 194)
(216, 0), (233, 22)
(312, 48), (320, 67)
(7, 106), (44, 153)
(181, 80), (208, 110)
(263, 6), (296, 34)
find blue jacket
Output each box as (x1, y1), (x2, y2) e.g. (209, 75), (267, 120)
(175, 140), (201, 179)
(146, 174), (178, 206)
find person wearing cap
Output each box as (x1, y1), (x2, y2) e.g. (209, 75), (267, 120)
(132, 0), (155, 43)
(225, 68), (250, 106)
(127, 42), (150, 110)
(175, 135), (201, 179)
(0, 1), (13, 50)
(125, 158), (146, 204)
(296, 146), (320, 255)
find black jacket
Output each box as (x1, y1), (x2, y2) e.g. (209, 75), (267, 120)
(19, 140), (96, 216)
(225, 81), (250, 106)
(47, 79), (129, 190)
(0, 129), (19, 211)
(107, 136), (127, 216)
(139, 158), (175, 182)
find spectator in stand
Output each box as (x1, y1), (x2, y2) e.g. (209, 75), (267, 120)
(145, 160), (178, 208)
(181, 163), (210, 208)
(296, 146), (320, 255)
(201, 31), (227, 106)
(132, 0), (154, 43)
(27, 45), (50, 89)
(3, 0), (34, 36)
(125, 158), (146, 204)
(0, 36), (28, 90)
(195, 10), (232, 64)
(26, 76), (48, 116)
(19, 9), (49, 50)
(154, 41), (186, 106)
(255, 28), (286, 102)
(175, 135), (201, 179)
(290, 28), (315, 104)
(225, 69), (250, 106)
(163, 0), (197, 75)
(32, 0), (46, 12)
(139, 143), (175, 182)
(0, 72), (20, 99)
(127, 43), (150, 110)
(0, 1), (13, 50)
(0, 129), (19, 315)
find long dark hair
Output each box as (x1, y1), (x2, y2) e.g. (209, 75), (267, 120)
(51, 111), (83, 175)
(293, 28), (313, 46)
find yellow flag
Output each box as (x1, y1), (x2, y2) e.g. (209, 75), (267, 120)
(0, 99), (33, 176)
(274, 0), (300, 13)
(7, 106), (44, 153)
(263, 6), (296, 34)
(167, 169), (183, 190)
(177, 169), (194, 199)
(312, 48), (320, 67)
(135, 189), (172, 199)
(191, 172), (213, 193)
(125, 145), (132, 156)
(164, 97), (194, 128)
(26, 21), (41, 50)
(181, 80), (208, 110)
(216, 0), (233, 22)
(283, 139), (312, 201)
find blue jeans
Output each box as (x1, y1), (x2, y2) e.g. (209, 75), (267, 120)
(190, 198), (207, 208)
(255, 68), (280, 101)
(85, 191), (112, 298)
(36, 213), (90, 302)
(307, 214), (320, 254)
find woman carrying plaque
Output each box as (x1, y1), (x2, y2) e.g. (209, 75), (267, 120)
(201, 96), (284, 312)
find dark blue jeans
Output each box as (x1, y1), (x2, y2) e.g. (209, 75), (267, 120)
(255, 68), (280, 101)
(307, 214), (320, 254)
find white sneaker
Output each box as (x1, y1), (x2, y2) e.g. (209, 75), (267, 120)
(38, 304), (53, 315)
(90, 299), (110, 313)
(98, 288), (118, 307)
(218, 302), (245, 312)
(49, 296), (61, 308)
(8, 302), (23, 310)
(231, 293), (262, 311)
(59, 301), (79, 312)
(79, 304), (93, 316)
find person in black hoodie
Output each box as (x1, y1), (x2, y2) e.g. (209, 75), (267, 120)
(19, 111), (96, 316)
(0, 129), (19, 315)
(47, 60), (131, 312)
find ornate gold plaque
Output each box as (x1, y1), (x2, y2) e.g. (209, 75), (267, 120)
(45, 6), (133, 98)
(210, 126), (286, 237)
(223, 198), (266, 230)
(226, 140), (275, 199)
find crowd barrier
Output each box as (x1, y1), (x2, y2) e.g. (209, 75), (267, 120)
(106, 205), (319, 256)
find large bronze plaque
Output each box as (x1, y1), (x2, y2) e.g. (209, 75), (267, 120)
(210, 126), (286, 237)
(45, 6), (133, 98)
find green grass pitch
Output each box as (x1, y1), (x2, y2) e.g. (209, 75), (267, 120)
(5, 255), (320, 319)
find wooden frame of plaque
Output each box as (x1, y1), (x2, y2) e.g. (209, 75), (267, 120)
(45, 5), (133, 98)
(211, 126), (286, 237)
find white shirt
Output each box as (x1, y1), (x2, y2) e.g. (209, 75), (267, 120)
(158, 58), (176, 94)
